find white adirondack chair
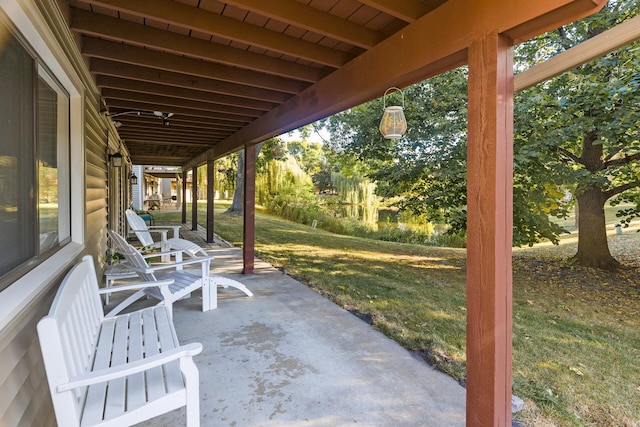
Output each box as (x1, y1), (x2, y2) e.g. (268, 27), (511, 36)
(126, 208), (206, 259)
(108, 230), (252, 316)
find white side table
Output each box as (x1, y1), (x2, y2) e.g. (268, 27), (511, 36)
(104, 263), (138, 304)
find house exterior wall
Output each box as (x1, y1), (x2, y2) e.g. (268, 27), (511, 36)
(0, 0), (115, 425)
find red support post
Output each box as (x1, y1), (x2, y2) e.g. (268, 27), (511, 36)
(466, 32), (514, 427)
(206, 159), (214, 243)
(181, 171), (187, 224)
(243, 144), (256, 274)
(191, 166), (198, 231)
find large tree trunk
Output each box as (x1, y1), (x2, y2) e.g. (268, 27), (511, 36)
(574, 186), (619, 270)
(224, 142), (264, 216)
(224, 149), (245, 215)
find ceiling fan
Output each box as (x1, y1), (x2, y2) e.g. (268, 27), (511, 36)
(153, 111), (174, 126)
(105, 110), (174, 126)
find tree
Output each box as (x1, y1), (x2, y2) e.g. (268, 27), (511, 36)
(325, 68), (474, 235)
(224, 141), (266, 215)
(326, 2), (640, 270)
(514, 0), (640, 269)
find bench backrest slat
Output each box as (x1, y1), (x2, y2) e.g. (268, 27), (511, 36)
(37, 255), (105, 427)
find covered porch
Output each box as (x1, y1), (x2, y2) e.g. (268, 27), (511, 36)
(0, 0), (615, 426)
(111, 228), (466, 426)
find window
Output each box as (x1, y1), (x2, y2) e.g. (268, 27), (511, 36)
(0, 25), (70, 290)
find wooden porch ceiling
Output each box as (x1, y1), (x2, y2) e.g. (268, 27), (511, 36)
(64, 0), (604, 167)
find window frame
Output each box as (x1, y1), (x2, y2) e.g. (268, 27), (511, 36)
(0, 1), (85, 330)
(0, 21), (72, 288)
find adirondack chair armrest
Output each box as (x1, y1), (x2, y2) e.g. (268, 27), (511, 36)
(142, 256), (214, 273)
(97, 279), (175, 294)
(57, 342), (203, 392)
(142, 249), (185, 258)
(130, 227), (169, 241)
(130, 227), (168, 235)
(147, 225), (181, 238)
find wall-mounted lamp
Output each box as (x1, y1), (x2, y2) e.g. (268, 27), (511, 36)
(129, 173), (138, 185)
(379, 87), (407, 140)
(109, 152), (123, 168)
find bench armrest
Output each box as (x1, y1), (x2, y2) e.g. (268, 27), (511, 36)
(57, 342), (203, 392)
(97, 279), (174, 294)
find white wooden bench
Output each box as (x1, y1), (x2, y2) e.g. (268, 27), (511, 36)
(37, 255), (203, 427)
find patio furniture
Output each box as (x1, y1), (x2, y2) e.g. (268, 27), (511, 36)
(126, 208), (184, 261)
(108, 229), (217, 316)
(108, 230), (253, 315)
(130, 205), (155, 225)
(103, 262), (138, 304)
(37, 255), (202, 427)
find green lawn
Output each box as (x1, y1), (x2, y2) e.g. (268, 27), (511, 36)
(153, 203), (639, 426)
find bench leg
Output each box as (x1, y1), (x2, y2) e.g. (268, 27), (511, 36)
(202, 279), (217, 311)
(181, 358), (200, 427)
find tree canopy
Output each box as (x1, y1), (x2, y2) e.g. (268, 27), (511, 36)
(324, 0), (640, 268)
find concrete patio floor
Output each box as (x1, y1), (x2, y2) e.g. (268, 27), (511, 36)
(118, 226), (466, 426)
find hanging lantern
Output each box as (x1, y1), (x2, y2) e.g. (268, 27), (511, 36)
(379, 87), (407, 139)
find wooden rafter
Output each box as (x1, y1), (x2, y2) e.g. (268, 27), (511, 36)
(96, 76), (276, 112)
(358, 0), (433, 23)
(71, 8), (327, 82)
(515, 13), (640, 91)
(81, 38), (308, 94)
(223, 0), (385, 48)
(78, 0), (354, 67)
(103, 96), (255, 122)
(90, 59), (293, 103)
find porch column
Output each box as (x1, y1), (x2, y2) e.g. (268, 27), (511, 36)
(191, 166), (198, 231)
(243, 144), (256, 274)
(181, 171), (187, 224)
(206, 159), (215, 243)
(466, 32), (514, 426)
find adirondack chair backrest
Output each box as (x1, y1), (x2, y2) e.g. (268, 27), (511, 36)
(108, 229), (158, 282)
(37, 255), (105, 426)
(125, 208), (155, 247)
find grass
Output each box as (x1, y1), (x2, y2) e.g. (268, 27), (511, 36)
(153, 203), (640, 426)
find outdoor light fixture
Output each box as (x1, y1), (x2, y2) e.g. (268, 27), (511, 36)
(130, 173), (138, 185)
(109, 152), (123, 168)
(379, 87), (407, 139)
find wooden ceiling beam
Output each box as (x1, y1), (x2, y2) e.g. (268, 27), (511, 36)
(118, 125), (232, 139)
(358, 0), (431, 23)
(96, 75), (276, 112)
(90, 58), (292, 104)
(71, 8), (327, 82)
(117, 122), (232, 138)
(120, 154), (189, 166)
(123, 139), (213, 148)
(119, 130), (220, 143)
(81, 37), (309, 95)
(103, 96), (255, 123)
(223, 0), (385, 49)
(78, 0), (353, 67)
(515, 13), (640, 91)
(116, 116), (241, 131)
